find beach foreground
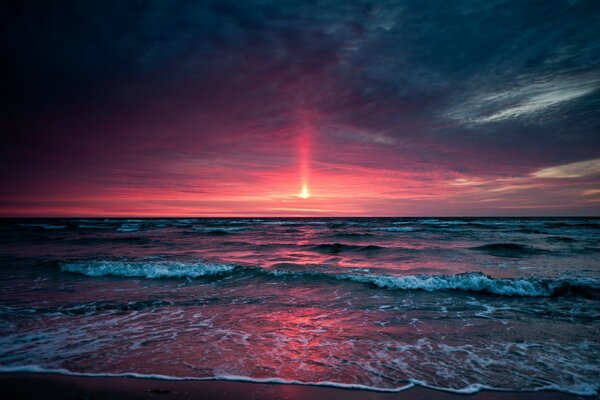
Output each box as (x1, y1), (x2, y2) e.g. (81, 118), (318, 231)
(0, 373), (590, 400)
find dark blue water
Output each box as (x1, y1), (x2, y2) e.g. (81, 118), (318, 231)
(0, 218), (599, 395)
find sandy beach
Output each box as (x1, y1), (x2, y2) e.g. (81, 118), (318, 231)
(1, 373), (590, 400)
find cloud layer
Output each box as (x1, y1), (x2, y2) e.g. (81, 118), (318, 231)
(0, 0), (599, 216)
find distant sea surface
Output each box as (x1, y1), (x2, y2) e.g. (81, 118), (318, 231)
(1, 218), (599, 395)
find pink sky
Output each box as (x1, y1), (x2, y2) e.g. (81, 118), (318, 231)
(1, 1), (599, 216)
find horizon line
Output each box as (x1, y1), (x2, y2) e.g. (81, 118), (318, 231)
(2, 215), (599, 219)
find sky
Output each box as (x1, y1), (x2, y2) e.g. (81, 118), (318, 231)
(1, 0), (599, 217)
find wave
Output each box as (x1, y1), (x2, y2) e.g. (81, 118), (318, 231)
(72, 236), (153, 245)
(255, 221), (328, 226)
(330, 232), (374, 239)
(191, 227), (249, 235)
(21, 299), (177, 315)
(310, 243), (385, 253)
(191, 230), (232, 236)
(0, 365), (596, 396)
(545, 221), (600, 229)
(372, 227), (416, 232)
(546, 236), (576, 242)
(268, 269), (599, 297)
(77, 223), (113, 229)
(19, 223), (67, 230)
(59, 261), (600, 298)
(470, 243), (549, 257)
(338, 272), (600, 297)
(516, 228), (545, 234)
(117, 224), (141, 233)
(61, 260), (235, 279)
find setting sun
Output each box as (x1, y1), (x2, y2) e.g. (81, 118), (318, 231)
(299, 183), (310, 199)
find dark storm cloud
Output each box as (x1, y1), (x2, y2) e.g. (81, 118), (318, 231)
(317, 0), (600, 171)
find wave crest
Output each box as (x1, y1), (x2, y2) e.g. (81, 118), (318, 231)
(470, 243), (549, 257)
(59, 261), (600, 298)
(341, 272), (551, 297)
(267, 269), (598, 297)
(61, 260), (235, 279)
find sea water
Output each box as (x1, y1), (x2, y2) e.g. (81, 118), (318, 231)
(0, 218), (598, 395)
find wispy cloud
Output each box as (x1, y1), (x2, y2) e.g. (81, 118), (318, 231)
(448, 77), (598, 124)
(478, 84), (596, 123)
(532, 158), (600, 179)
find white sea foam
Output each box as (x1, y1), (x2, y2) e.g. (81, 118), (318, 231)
(61, 260), (235, 279)
(0, 367), (464, 395)
(1, 365), (596, 396)
(117, 224), (141, 232)
(343, 272), (550, 296)
(59, 260), (599, 297)
(269, 270), (600, 297)
(0, 365), (412, 392)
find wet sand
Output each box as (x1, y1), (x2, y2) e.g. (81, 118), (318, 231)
(0, 373), (589, 400)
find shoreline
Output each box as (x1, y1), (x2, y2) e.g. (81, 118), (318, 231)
(1, 373), (591, 400)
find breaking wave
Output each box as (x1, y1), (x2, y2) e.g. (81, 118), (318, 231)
(60, 261), (600, 298)
(337, 272), (599, 297)
(61, 260), (235, 279)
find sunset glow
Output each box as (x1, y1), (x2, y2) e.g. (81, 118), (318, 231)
(2, 2), (600, 398)
(0, 1), (598, 217)
(299, 183), (310, 199)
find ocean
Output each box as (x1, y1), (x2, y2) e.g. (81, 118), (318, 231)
(0, 218), (599, 395)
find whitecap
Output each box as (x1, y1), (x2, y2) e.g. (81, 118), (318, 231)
(61, 260), (235, 279)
